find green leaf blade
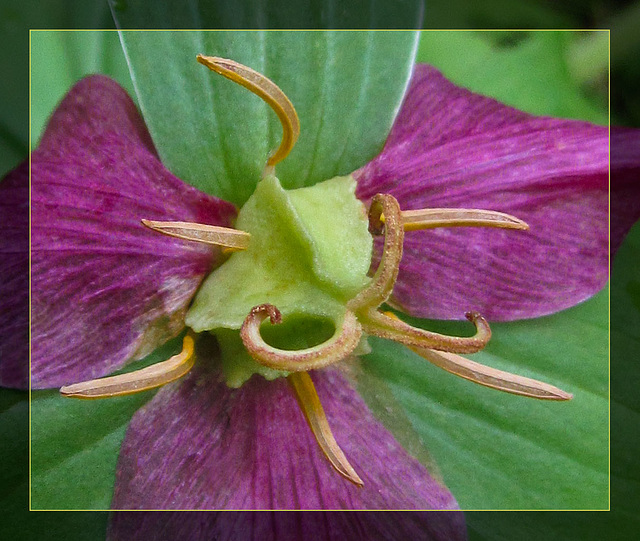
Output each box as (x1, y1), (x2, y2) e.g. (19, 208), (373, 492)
(118, 31), (418, 205)
(30, 30), (135, 145)
(30, 337), (184, 510)
(416, 31), (608, 124)
(359, 289), (609, 509)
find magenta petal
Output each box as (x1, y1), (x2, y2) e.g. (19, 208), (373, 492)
(0, 164), (29, 388)
(107, 510), (467, 540)
(112, 364), (458, 510)
(355, 64), (611, 321)
(31, 76), (237, 388)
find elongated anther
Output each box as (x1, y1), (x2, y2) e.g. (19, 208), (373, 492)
(197, 55), (300, 167)
(347, 194), (404, 313)
(361, 309), (491, 354)
(240, 304), (363, 372)
(400, 208), (529, 231)
(288, 371), (364, 486)
(141, 219), (251, 251)
(410, 346), (572, 400)
(60, 335), (196, 399)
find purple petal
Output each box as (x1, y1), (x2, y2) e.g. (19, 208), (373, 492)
(31, 75), (237, 388)
(112, 358), (458, 510)
(611, 127), (640, 255)
(0, 163), (29, 388)
(107, 510), (467, 541)
(355, 64), (610, 321)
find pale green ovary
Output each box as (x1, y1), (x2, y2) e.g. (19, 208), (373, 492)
(185, 174), (373, 386)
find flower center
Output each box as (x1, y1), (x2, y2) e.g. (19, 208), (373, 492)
(59, 56), (572, 488)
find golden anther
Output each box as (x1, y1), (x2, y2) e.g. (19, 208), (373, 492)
(400, 208), (529, 231)
(413, 346), (572, 400)
(60, 335), (195, 399)
(197, 55), (300, 167)
(288, 371), (363, 486)
(142, 219), (250, 251)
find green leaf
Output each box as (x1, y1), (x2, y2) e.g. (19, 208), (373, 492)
(117, 31), (418, 205)
(0, 390), (27, 503)
(464, 224), (639, 536)
(608, 223), (640, 530)
(30, 336), (185, 510)
(358, 288), (608, 509)
(30, 31), (135, 146)
(0, 388), (110, 538)
(109, 0), (425, 32)
(416, 31), (608, 124)
(420, 0), (576, 29)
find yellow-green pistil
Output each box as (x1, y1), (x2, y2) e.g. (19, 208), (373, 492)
(61, 55), (572, 488)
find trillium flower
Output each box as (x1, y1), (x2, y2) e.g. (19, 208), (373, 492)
(1, 34), (633, 524)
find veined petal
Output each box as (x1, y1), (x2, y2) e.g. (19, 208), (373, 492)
(107, 510), (467, 541)
(31, 76), (237, 388)
(0, 163), (29, 388)
(112, 353), (458, 510)
(355, 64), (611, 321)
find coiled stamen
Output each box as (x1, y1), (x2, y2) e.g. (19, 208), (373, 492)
(240, 304), (363, 372)
(347, 194), (403, 313)
(197, 55), (300, 169)
(361, 309), (491, 354)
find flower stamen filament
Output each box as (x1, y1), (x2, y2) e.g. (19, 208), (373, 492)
(347, 193), (404, 313)
(415, 347), (572, 400)
(288, 371), (363, 486)
(141, 219), (251, 251)
(399, 208), (530, 231)
(197, 55), (300, 168)
(240, 304), (363, 372)
(60, 334), (195, 399)
(380, 312), (571, 399)
(345, 194), (492, 354)
(361, 309), (491, 354)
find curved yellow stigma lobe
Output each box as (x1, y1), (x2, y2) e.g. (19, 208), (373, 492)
(400, 208), (530, 231)
(240, 304), (363, 372)
(347, 194), (404, 313)
(60, 335), (195, 399)
(197, 55), (300, 167)
(288, 371), (363, 486)
(362, 309), (491, 354)
(141, 219), (250, 251)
